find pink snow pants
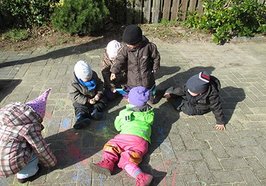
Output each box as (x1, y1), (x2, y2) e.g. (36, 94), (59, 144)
(102, 134), (148, 169)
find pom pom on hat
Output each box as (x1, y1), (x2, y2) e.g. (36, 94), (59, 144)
(122, 25), (143, 45)
(128, 86), (150, 107)
(74, 60), (93, 81)
(26, 88), (51, 118)
(186, 71), (210, 94)
(106, 40), (121, 60)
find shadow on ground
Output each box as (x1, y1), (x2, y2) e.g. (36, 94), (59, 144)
(220, 86), (246, 124)
(0, 28), (123, 68)
(0, 79), (21, 102)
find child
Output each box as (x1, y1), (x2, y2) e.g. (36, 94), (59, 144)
(164, 71), (226, 131)
(110, 24), (160, 103)
(90, 86), (154, 186)
(101, 40), (127, 100)
(69, 60), (107, 129)
(0, 89), (57, 183)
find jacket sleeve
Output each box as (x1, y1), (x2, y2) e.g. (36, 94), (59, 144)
(165, 86), (185, 96)
(102, 50), (112, 70)
(94, 72), (104, 94)
(150, 43), (160, 72)
(114, 114), (122, 132)
(69, 82), (88, 105)
(24, 124), (57, 168)
(110, 46), (128, 74)
(209, 91), (226, 124)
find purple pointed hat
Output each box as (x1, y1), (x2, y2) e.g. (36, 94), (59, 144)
(26, 88), (51, 118)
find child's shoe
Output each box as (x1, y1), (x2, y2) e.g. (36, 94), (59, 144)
(91, 109), (103, 120)
(90, 159), (115, 176)
(136, 172), (153, 186)
(74, 114), (90, 129)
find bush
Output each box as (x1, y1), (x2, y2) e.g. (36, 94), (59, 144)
(105, 0), (126, 23)
(51, 0), (109, 35)
(0, 0), (58, 29)
(2, 29), (30, 42)
(184, 0), (266, 44)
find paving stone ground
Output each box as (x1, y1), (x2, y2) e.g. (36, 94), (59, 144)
(0, 36), (266, 186)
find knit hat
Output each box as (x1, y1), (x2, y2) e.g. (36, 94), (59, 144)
(106, 40), (121, 60)
(122, 25), (143, 45)
(26, 88), (51, 118)
(74, 60), (93, 81)
(128, 86), (150, 107)
(186, 71), (211, 94)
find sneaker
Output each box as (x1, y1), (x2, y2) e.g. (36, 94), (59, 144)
(91, 109), (103, 120)
(17, 164), (41, 183)
(136, 172), (153, 186)
(90, 159), (115, 176)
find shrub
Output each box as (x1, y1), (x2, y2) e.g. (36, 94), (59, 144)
(184, 0), (266, 44)
(0, 0), (58, 29)
(2, 29), (30, 42)
(51, 0), (109, 35)
(105, 0), (126, 23)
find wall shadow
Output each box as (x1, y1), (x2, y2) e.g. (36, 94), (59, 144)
(0, 79), (22, 102)
(0, 26), (123, 68)
(220, 86), (246, 124)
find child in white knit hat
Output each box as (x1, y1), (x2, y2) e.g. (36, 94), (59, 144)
(101, 40), (127, 100)
(69, 60), (107, 129)
(0, 89), (57, 183)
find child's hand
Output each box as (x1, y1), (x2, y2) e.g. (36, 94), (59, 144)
(110, 73), (116, 80)
(89, 98), (96, 104)
(94, 94), (101, 101)
(164, 93), (171, 99)
(215, 124), (225, 131)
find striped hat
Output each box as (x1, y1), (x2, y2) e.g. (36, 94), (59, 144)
(186, 71), (210, 94)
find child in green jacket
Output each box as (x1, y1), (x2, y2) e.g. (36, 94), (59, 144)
(90, 86), (154, 186)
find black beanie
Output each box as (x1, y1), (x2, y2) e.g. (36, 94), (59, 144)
(186, 71), (211, 94)
(122, 25), (143, 45)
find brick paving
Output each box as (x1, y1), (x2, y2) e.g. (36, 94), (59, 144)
(0, 37), (266, 186)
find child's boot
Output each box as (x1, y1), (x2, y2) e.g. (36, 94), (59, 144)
(90, 159), (115, 176)
(91, 109), (103, 120)
(136, 172), (153, 186)
(74, 113), (90, 129)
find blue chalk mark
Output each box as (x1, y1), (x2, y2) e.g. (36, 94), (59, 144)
(61, 118), (71, 129)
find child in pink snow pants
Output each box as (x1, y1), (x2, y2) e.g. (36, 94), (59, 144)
(90, 86), (154, 186)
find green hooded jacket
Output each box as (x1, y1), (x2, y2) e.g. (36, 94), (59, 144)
(114, 104), (154, 143)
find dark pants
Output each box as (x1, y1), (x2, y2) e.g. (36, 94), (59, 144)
(73, 98), (107, 117)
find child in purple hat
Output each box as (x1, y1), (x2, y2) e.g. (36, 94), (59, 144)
(90, 86), (154, 186)
(164, 71), (226, 131)
(0, 89), (57, 183)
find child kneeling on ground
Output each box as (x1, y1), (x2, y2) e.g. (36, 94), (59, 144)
(0, 89), (57, 183)
(90, 86), (154, 186)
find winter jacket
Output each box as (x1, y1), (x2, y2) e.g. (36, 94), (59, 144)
(69, 71), (104, 105)
(110, 37), (160, 89)
(0, 102), (57, 177)
(101, 50), (127, 89)
(114, 104), (154, 143)
(168, 76), (225, 124)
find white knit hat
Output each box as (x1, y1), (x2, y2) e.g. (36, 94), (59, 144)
(74, 60), (93, 81)
(106, 40), (121, 60)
